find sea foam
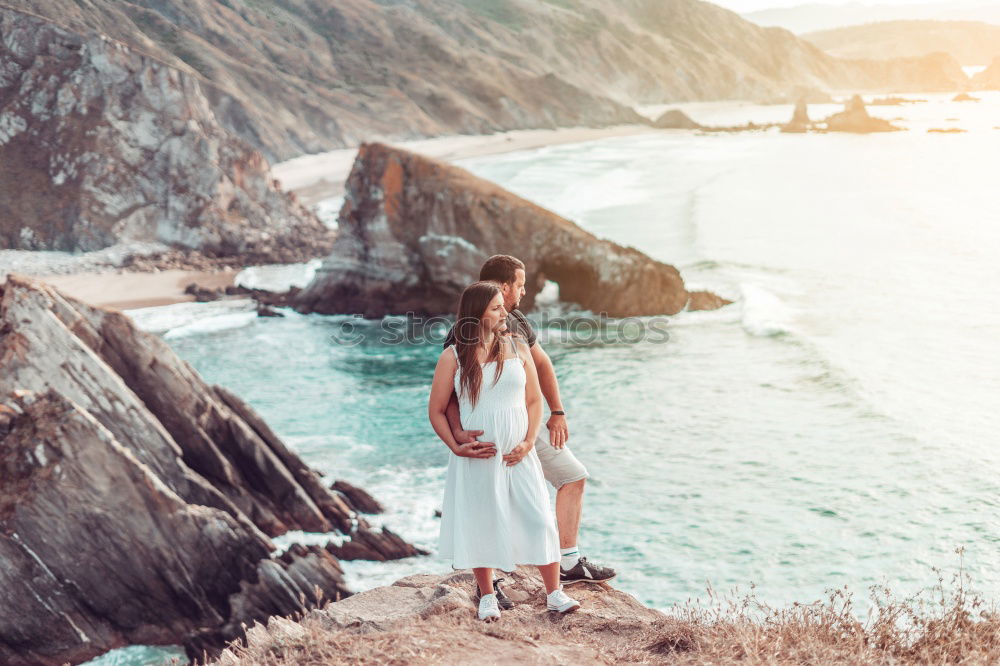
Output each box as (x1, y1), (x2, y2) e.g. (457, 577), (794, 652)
(740, 284), (794, 337)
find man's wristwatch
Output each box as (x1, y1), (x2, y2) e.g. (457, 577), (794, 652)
(550, 410), (565, 415)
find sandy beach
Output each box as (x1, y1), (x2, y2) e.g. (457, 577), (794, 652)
(33, 268), (239, 311)
(273, 124), (660, 207)
(7, 124), (661, 310)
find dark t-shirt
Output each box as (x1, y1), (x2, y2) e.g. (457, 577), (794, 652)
(442, 308), (537, 349)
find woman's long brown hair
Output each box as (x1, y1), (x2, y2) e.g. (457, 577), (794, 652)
(454, 281), (506, 407)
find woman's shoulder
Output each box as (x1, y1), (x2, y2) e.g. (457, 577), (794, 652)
(510, 334), (530, 349)
(509, 335), (531, 361)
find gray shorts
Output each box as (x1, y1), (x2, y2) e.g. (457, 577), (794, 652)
(534, 429), (589, 489)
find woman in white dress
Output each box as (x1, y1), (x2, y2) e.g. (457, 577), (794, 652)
(429, 281), (581, 621)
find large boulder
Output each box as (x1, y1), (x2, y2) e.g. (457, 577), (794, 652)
(0, 9), (334, 260)
(651, 109), (703, 129)
(294, 143), (729, 318)
(0, 273), (424, 664)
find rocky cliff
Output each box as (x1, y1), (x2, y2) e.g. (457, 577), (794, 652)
(293, 143), (729, 319)
(0, 273), (423, 664)
(0, 8), (334, 256)
(208, 565), (1000, 665)
(837, 51), (968, 94)
(803, 20), (1000, 66)
(4, 0), (973, 164)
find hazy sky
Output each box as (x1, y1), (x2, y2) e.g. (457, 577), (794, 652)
(713, 0), (986, 10)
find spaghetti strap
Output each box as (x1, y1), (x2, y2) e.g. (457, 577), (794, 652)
(507, 335), (525, 365)
(450, 344), (460, 367)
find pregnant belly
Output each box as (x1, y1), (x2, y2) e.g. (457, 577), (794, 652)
(463, 406), (528, 454)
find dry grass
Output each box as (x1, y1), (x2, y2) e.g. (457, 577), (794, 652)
(654, 547), (1000, 664)
(205, 548), (1000, 665)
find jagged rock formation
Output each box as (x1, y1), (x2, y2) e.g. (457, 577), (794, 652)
(972, 57), (1000, 89)
(332, 479), (386, 515)
(823, 95), (903, 133)
(0, 8), (334, 257)
(3, 1), (972, 163)
(293, 143), (730, 319)
(0, 274), (424, 664)
(781, 99), (812, 133)
(212, 568), (671, 664)
(688, 291), (734, 311)
(652, 109), (703, 130)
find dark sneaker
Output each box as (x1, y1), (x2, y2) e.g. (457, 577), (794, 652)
(473, 577), (514, 610)
(560, 556), (616, 585)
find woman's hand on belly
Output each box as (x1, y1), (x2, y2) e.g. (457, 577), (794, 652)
(502, 439), (534, 466)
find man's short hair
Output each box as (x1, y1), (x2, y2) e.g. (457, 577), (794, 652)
(479, 255), (525, 285)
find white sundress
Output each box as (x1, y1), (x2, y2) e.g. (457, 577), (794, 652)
(438, 337), (561, 572)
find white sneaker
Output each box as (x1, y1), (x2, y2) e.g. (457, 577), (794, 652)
(478, 592), (501, 621)
(546, 586), (581, 613)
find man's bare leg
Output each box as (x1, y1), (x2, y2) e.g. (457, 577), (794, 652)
(556, 478), (585, 549)
(555, 478), (617, 584)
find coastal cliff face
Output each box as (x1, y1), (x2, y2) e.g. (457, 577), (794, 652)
(0, 274), (423, 664)
(0, 8), (334, 257)
(3, 0), (971, 164)
(838, 51), (969, 93)
(293, 143), (728, 319)
(803, 20), (1000, 66)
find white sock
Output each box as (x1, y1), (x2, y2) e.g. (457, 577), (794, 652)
(560, 546), (580, 570)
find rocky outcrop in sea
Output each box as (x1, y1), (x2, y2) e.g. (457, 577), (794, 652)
(779, 95), (908, 134)
(293, 143), (730, 318)
(781, 99), (812, 133)
(823, 95), (903, 133)
(0, 273), (423, 664)
(0, 8), (334, 260)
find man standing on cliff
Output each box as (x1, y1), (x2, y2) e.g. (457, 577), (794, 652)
(442, 254), (616, 608)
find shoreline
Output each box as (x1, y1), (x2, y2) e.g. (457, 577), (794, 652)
(33, 268), (239, 311)
(273, 124), (665, 207)
(4, 90), (982, 310)
(11, 124), (667, 310)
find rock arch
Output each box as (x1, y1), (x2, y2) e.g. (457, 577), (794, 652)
(294, 143), (727, 318)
